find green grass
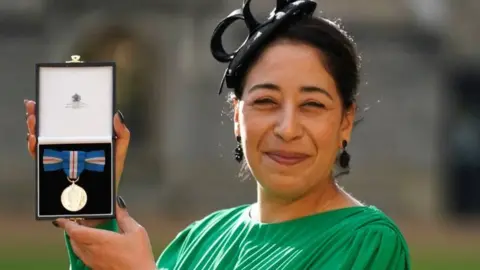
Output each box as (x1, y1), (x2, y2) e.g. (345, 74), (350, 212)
(413, 255), (480, 270)
(0, 245), (67, 270)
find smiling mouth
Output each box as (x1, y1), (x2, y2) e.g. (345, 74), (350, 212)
(265, 151), (310, 166)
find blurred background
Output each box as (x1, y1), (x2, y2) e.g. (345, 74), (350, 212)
(1, 0), (479, 269)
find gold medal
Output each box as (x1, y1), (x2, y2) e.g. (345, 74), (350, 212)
(61, 179), (87, 212)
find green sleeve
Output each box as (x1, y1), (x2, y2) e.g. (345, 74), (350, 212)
(314, 225), (411, 270)
(65, 219), (198, 270)
(65, 219), (119, 270)
(155, 222), (197, 269)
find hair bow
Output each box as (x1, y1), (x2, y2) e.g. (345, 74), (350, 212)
(210, 0), (317, 95)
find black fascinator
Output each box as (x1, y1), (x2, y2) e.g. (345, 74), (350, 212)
(210, 0), (317, 96)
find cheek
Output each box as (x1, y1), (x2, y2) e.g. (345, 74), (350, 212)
(239, 109), (273, 153)
(307, 115), (341, 151)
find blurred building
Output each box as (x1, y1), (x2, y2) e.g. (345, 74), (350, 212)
(1, 0), (479, 221)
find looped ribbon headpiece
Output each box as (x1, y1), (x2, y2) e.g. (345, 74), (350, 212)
(210, 0), (317, 95)
(42, 150), (106, 180)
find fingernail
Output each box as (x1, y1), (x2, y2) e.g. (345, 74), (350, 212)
(52, 221), (59, 227)
(117, 196), (127, 209)
(24, 99), (28, 105)
(117, 110), (125, 124)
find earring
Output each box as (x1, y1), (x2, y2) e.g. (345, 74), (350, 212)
(234, 136), (243, 163)
(339, 140), (350, 169)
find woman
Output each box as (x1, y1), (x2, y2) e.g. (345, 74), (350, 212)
(25, 0), (411, 269)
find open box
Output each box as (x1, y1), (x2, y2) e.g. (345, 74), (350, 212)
(35, 56), (116, 220)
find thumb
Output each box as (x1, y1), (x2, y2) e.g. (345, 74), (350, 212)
(115, 196), (140, 234)
(114, 110), (130, 161)
(113, 111), (130, 185)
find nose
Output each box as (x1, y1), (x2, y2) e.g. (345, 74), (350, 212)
(273, 104), (303, 142)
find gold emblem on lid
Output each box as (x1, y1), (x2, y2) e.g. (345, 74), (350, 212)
(66, 55), (84, 63)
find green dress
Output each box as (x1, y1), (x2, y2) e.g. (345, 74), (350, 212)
(66, 205), (411, 269)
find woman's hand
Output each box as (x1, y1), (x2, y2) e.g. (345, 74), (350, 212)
(55, 197), (157, 270)
(24, 99), (131, 227)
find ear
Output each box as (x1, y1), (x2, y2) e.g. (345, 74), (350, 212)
(233, 97), (240, 138)
(340, 104), (356, 145)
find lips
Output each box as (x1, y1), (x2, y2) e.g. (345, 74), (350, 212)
(265, 151), (310, 166)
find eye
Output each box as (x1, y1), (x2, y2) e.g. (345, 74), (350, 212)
(254, 98), (274, 104)
(302, 101), (325, 109)
(253, 98), (276, 106)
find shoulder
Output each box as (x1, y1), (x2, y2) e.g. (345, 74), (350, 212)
(347, 206), (408, 247)
(353, 206), (406, 236)
(345, 206), (412, 269)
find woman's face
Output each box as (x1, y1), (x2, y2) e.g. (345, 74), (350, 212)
(234, 41), (355, 200)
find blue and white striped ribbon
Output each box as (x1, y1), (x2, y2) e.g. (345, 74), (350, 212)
(42, 150), (105, 179)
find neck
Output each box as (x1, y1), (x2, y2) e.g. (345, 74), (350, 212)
(253, 177), (349, 223)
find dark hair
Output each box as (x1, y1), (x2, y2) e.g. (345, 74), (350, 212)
(234, 16), (360, 111)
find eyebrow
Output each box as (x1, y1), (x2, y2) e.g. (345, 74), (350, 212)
(248, 83), (333, 101)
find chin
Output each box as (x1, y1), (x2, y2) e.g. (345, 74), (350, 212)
(257, 174), (312, 200)
(249, 155), (318, 198)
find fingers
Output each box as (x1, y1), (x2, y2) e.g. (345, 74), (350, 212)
(70, 240), (93, 267)
(113, 111), (130, 185)
(27, 135), (36, 158)
(25, 99), (36, 116)
(56, 218), (84, 240)
(115, 196), (142, 234)
(25, 100), (36, 134)
(26, 113), (36, 135)
(56, 218), (118, 245)
(26, 115), (36, 157)
(114, 110), (130, 149)
(25, 100), (37, 157)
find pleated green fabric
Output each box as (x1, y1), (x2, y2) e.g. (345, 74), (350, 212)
(66, 205), (411, 269)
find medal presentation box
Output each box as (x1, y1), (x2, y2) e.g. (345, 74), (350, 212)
(35, 55), (116, 220)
